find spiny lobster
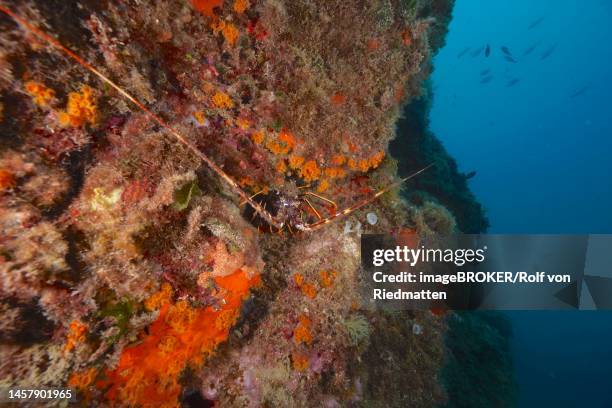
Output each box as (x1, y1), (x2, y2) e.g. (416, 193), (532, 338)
(0, 5), (432, 232)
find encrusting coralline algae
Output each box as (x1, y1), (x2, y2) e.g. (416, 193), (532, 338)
(0, 0), (463, 406)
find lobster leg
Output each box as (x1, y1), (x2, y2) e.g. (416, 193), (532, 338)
(300, 164), (434, 231)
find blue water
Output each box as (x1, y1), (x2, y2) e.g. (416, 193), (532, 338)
(429, 1), (612, 406)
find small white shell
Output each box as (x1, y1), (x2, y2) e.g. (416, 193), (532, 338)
(412, 323), (423, 335)
(366, 212), (378, 225)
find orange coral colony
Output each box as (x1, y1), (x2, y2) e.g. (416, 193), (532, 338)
(300, 160), (321, 182)
(278, 130), (296, 151)
(331, 154), (346, 166)
(293, 273), (304, 286)
(58, 85), (97, 127)
(64, 320), (87, 352)
(251, 130), (265, 144)
(211, 20), (240, 47)
(288, 155), (305, 170)
(293, 273), (318, 299)
(211, 90), (234, 109)
(293, 314), (313, 345)
(68, 367), (98, 390)
(233, 0), (249, 14)
(324, 167), (346, 179)
(316, 179), (329, 193)
(300, 282), (317, 299)
(292, 352), (309, 371)
(319, 270), (337, 288)
(24, 80), (55, 107)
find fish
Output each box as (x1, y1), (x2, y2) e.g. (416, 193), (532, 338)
(540, 44), (557, 60)
(457, 47), (471, 58)
(504, 55), (517, 63)
(465, 171), (477, 180)
(484, 44), (491, 57)
(569, 86), (589, 98)
(479, 68), (491, 76)
(528, 17), (545, 30)
(522, 43), (539, 56)
(500, 46), (512, 56)
(480, 75), (493, 84)
(506, 78), (520, 87)
(470, 46), (484, 57)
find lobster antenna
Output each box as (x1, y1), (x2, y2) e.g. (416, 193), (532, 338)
(302, 163), (434, 231)
(0, 5), (283, 230)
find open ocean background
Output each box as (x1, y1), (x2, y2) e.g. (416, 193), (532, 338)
(429, 0), (612, 406)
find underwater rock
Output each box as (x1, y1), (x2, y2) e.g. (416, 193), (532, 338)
(391, 90), (489, 233)
(0, 0), (478, 406)
(344, 220), (362, 236)
(440, 312), (517, 407)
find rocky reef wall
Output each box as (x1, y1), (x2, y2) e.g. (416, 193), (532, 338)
(391, 85), (489, 234)
(0, 1), (481, 406)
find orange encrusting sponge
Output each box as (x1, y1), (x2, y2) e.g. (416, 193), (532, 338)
(100, 269), (260, 407)
(190, 0), (223, 18)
